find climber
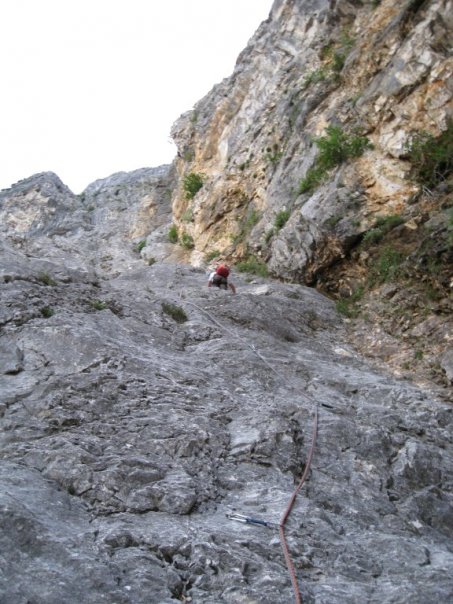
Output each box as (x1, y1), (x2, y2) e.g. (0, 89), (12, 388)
(208, 263), (236, 294)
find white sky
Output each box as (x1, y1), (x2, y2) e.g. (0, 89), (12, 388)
(0, 1), (273, 193)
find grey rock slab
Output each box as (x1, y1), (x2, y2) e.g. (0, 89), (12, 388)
(1, 146), (452, 603)
(1, 252), (452, 602)
(0, 463), (135, 604)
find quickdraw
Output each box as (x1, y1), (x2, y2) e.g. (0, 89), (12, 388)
(185, 298), (319, 603)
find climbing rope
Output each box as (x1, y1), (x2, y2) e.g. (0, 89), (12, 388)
(186, 300), (283, 380)
(279, 405), (318, 604)
(185, 298), (318, 603)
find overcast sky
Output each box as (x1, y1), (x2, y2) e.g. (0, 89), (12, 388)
(0, 1), (273, 193)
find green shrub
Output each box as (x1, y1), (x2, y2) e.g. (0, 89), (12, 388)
(315, 125), (372, 169)
(40, 306), (54, 318)
(180, 232), (195, 249)
(265, 228), (275, 243)
(246, 208), (261, 229)
(91, 299), (108, 310)
(274, 209), (291, 230)
(299, 126), (372, 194)
(331, 52), (345, 73)
(162, 302), (188, 323)
(304, 33), (354, 88)
(183, 172), (204, 199)
(168, 224), (178, 243)
(305, 70), (325, 88)
(339, 32), (355, 51)
(134, 240), (146, 253)
(335, 286), (364, 318)
(375, 215), (404, 229)
(303, 68), (328, 88)
(37, 272), (57, 286)
(363, 228), (384, 245)
(336, 299), (359, 318)
(236, 256), (268, 277)
(299, 165), (326, 194)
(363, 215), (404, 244)
(405, 121), (453, 187)
(373, 247), (405, 283)
(350, 286), (365, 303)
(183, 149), (195, 162)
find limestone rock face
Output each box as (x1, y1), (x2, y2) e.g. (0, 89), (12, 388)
(1, 0), (452, 601)
(170, 0), (453, 280)
(82, 165), (176, 271)
(1, 169), (452, 603)
(0, 166), (174, 278)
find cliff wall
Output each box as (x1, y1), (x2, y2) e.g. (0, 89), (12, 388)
(0, 2), (452, 601)
(168, 0), (452, 388)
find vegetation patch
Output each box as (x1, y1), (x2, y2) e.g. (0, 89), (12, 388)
(183, 172), (204, 199)
(371, 247), (405, 284)
(40, 306), (54, 318)
(265, 145), (284, 165)
(274, 209), (291, 231)
(265, 228), (275, 243)
(335, 286), (364, 318)
(331, 52), (346, 73)
(299, 166), (326, 194)
(303, 32), (355, 88)
(245, 208), (261, 229)
(162, 302), (188, 323)
(37, 272), (57, 286)
(299, 125), (372, 195)
(236, 256), (268, 277)
(362, 215), (404, 245)
(315, 125), (372, 166)
(168, 224), (178, 243)
(303, 67), (328, 88)
(91, 299), (109, 311)
(180, 232), (195, 249)
(134, 240), (146, 253)
(405, 121), (453, 188)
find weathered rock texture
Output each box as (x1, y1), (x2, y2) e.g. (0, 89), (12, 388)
(1, 0), (453, 602)
(169, 0), (453, 390)
(0, 167), (174, 280)
(1, 168), (453, 603)
(170, 0), (452, 275)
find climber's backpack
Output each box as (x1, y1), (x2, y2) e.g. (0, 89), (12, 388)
(216, 264), (230, 278)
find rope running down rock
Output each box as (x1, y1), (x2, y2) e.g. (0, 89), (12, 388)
(186, 299), (318, 603)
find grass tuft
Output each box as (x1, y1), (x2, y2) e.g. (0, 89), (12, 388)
(162, 302), (188, 323)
